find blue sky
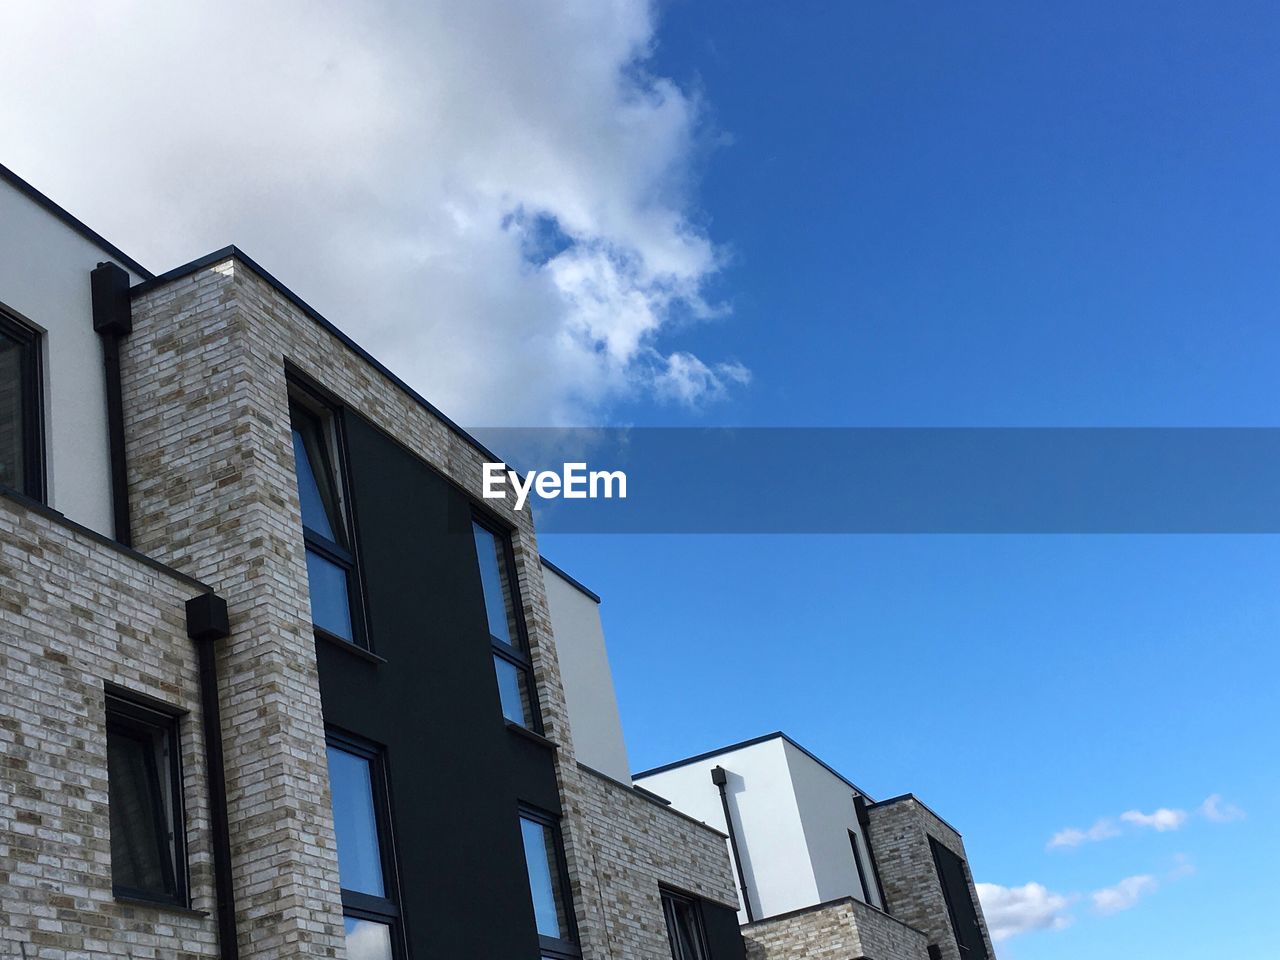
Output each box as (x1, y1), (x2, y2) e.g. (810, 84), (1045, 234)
(544, 3), (1279, 957)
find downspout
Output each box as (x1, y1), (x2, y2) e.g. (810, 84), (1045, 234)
(711, 765), (755, 922)
(90, 262), (133, 546)
(854, 793), (890, 913)
(185, 593), (240, 960)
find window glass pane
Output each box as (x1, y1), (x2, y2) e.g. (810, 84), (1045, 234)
(107, 725), (176, 898)
(307, 548), (354, 641)
(326, 746), (385, 897)
(290, 404), (344, 544)
(472, 522), (519, 646)
(494, 654), (531, 726)
(662, 893), (707, 960)
(520, 816), (568, 940)
(0, 330), (26, 492)
(343, 917), (394, 960)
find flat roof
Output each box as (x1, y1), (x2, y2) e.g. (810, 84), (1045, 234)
(633, 731), (875, 801)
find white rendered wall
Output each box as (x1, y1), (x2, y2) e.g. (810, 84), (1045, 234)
(541, 563), (633, 784)
(636, 737), (820, 923)
(0, 178), (145, 536)
(782, 740), (884, 910)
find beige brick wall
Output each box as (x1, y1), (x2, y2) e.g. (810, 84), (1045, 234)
(742, 897), (929, 960)
(120, 254), (742, 959)
(0, 493), (219, 959)
(570, 764), (739, 959)
(865, 798), (996, 960)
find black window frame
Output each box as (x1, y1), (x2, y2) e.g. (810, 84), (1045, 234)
(0, 307), (46, 501)
(288, 380), (370, 651)
(929, 836), (990, 960)
(472, 512), (543, 734)
(848, 829), (874, 905)
(326, 728), (406, 958)
(517, 804), (579, 959)
(660, 886), (710, 960)
(103, 688), (188, 908)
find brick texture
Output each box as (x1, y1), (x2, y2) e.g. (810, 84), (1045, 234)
(118, 255), (741, 959)
(865, 798), (996, 960)
(0, 494), (219, 959)
(742, 897), (929, 960)
(570, 764), (739, 959)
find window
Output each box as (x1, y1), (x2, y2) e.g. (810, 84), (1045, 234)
(326, 732), (402, 960)
(661, 888), (709, 960)
(0, 310), (43, 499)
(930, 837), (989, 960)
(848, 830), (873, 904)
(473, 518), (539, 730)
(518, 809), (577, 958)
(290, 389), (363, 647)
(104, 692), (186, 906)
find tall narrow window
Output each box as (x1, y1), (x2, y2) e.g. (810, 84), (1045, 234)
(290, 390), (363, 647)
(848, 830), (873, 904)
(661, 888), (709, 960)
(473, 518), (539, 730)
(930, 837), (990, 960)
(105, 692), (186, 906)
(518, 809), (578, 958)
(326, 732), (402, 960)
(0, 311), (43, 499)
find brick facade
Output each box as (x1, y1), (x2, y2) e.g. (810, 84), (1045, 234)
(0, 492), (219, 958)
(113, 253), (739, 959)
(741, 897), (929, 960)
(570, 764), (739, 959)
(865, 797), (996, 960)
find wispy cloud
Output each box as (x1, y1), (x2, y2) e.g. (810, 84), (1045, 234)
(1090, 874), (1158, 915)
(976, 882), (1075, 942)
(1199, 794), (1245, 823)
(980, 859), (1194, 942)
(1119, 807), (1188, 832)
(1049, 794), (1243, 850)
(1048, 819), (1121, 849)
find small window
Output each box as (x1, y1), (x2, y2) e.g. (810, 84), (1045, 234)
(105, 692), (186, 906)
(0, 310), (43, 499)
(661, 888), (709, 960)
(289, 388), (364, 647)
(518, 809), (577, 958)
(326, 732), (402, 959)
(848, 830), (873, 904)
(473, 518), (539, 730)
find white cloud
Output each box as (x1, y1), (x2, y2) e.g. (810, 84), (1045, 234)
(1047, 818), (1121, 849)
(1199, 794), (1245, 823)
(1119, 807), (1188, 832)
(1090, 874), (1158, 915)
(976, 882), (1075, 943)
(0, 0), (744, 425)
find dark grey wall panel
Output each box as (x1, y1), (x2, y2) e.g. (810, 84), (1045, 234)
(317, 410), (560, 958)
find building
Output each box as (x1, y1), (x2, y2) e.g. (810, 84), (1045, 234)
(0, 162), (743, 960)
(634, 735), (997, 960)
(0, 160), (995, 960)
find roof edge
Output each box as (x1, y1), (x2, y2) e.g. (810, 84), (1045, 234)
(540, 557), (601, 603)
(130, 244), (512, 471)
(633, 730), (875, 801)
(0, 161), (154, 279)
(866, 793), (962, 837)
